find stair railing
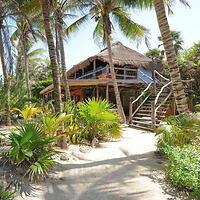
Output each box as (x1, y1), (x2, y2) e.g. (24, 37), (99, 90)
(129, 82), (153, 124)
(151, 80), (172, 131)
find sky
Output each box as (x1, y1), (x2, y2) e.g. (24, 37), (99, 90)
(0, 0), (200, 75)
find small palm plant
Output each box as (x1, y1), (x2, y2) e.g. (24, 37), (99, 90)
(78, 98), (122, 143)
(13, 105), (41, 123)
(6, 122), (56, 182)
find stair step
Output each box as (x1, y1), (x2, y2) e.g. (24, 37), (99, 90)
(129, 124), (151, 131)
(135, 113), (151, 117)
(132, 116), (151, 121)
(132, 120), (152, 126)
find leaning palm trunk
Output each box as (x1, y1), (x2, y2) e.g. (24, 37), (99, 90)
(57, 21), (71, 101)
(21, 35), (31, 105)
(0, 27), (11, 126)
(154, 0), (188, 113)
(41, 0), (62, 113)
(103, 16), (126, 123)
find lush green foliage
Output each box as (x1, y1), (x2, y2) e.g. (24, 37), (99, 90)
(77, 98), (122, 142)
(160, 144), (200, 199)
(6, 122), (56, 181)
(0, 185), (15, 200)
(156, 113), (200, 148)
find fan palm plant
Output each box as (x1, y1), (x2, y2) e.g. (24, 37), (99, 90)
(122, 0), (189, 114)
(75, 0), (149, 122)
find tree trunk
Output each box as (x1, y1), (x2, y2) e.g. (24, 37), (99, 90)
(41, 0), (62, 113)
(21, 35), (31, 105)
(154, 0), (188, 113)
(0, 28), (11, 126)
(57, 21), (71, 101)
(103, 17), (126, 123)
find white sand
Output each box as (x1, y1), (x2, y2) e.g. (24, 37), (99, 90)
(14, 127), (192, 200)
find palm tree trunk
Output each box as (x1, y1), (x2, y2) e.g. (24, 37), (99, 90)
(0, 28), (11, 126)
(154, 0), (188, 113)
(57, 22), (71, 101)
(103, 17), (126, 123)
(21, 35), (31, 105)
(41, 0), (62, 113)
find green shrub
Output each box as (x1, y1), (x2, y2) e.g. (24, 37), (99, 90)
(0, 185), (15, 200)
(6, 122), (56, 182)
(156, 113), (200, 148)
(77, 98), (122, 142)
(161, 145), (200, 199)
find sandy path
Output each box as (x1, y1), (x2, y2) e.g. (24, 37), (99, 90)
(14, 127), (186, 200)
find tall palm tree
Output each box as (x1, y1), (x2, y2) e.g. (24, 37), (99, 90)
(41, 0), (62, 113)
(153, 0), (189, 113)
(122, 0), (189, 114)
(76, 0), (149, 122)
(0, 0), (12, 125)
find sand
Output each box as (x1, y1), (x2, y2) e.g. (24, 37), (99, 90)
(5, 126), (193, 200)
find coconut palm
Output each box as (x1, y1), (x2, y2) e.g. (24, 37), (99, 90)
(41, 0), (62, 113)
(0, 0), (12, 125)
(76, 0), (149, 122)
(122, 0), (189, 114)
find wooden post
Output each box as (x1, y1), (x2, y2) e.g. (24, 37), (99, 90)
(106, 64), (109, 78)
(124, 66), (126, 80)
(93, 60), (96, 79)
(106, 83), (109, 101)
(152, 70), (156, 95)
(129, 97), (133, 125)
(82, 68), (84, 77)
(151, 101), (156, 131)
(96, 85), (99, 99)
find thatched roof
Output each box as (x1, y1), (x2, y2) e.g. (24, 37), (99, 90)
(67, 41), (162, 76)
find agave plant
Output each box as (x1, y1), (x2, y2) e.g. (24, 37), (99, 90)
(13, 105), (41, 123)
(6, 122), (56, 182)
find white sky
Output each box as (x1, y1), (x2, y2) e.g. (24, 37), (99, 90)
(0, 0), (199, 76)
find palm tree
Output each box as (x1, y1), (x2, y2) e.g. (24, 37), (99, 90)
(158, 30), (184, 55)
(41, 0), (62, 113)
(0, 1), (12, 125)
(76, 0), (149, 122)
(122, 0), (189, 114)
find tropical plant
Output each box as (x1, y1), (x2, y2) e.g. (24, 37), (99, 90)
(122, 0), (189, 114)
(77, 98), (122, 142)
(75, 0), (149, 122)
(13, 105), (41, 123)
(6, 122), (56, 181)
(156, 113), (200, 148)
(0, 185), (15, 200)
(39, 104), (71, 138)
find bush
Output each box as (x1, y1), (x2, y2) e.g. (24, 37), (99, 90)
(156, 113), (200, 148)
(0, 185), (15, 200)
(160, 145), (200, 199)
(6, 122), (56, 182)
(77, 98), (122, 143)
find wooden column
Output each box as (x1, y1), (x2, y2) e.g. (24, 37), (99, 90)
(124, 66), (126, 80)
(152, 70), (156, 95)
(106, 64), (109, 78)
(151, 101), (156, 132)
(129, 97), (133, 125)
(93, 60), (96, 79)
(106, 83), (109, 101)
(82, 68), (84, 77)
(96, 85), (99, 99)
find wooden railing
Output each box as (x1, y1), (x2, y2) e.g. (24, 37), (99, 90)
(77, 66), (137, 80)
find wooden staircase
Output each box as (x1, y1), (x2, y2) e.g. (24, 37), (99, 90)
(129, 70), (173, 132)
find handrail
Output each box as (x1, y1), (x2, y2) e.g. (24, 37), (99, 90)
(78, 66), (107, 79)
(155, 70), (169, 81)
(138, 69), (153, 81)
(132, 93), (152, 117)
(132, 82), (153, 104)
(154, 81), (172, 106)
(155, 89), (172, 114)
